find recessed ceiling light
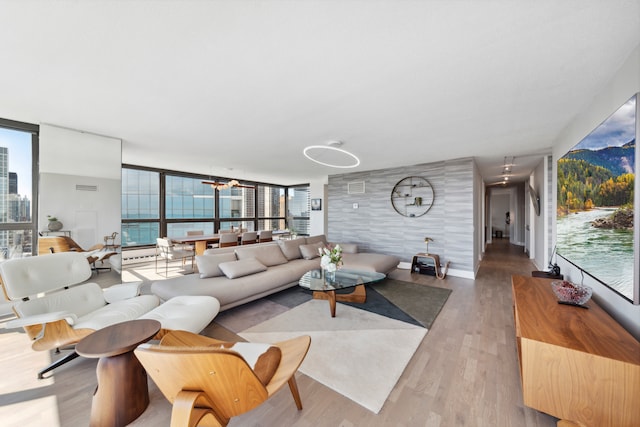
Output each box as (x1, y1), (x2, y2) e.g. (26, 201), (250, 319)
(303, 141), (360, 168)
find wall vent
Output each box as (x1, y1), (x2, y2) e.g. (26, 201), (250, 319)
(76, 184), (98, 192)
(347, 181), (365, 194)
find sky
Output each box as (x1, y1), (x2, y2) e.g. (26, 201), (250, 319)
(0, 127), (33, 197)
(576, 95), (636, 151)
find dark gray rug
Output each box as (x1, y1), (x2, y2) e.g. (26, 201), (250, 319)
(261, 278), (451, 329)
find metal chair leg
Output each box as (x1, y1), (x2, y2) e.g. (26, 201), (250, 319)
(38, 350), (80, 379)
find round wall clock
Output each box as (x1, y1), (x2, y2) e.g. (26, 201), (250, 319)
(390, 176), (434, 217)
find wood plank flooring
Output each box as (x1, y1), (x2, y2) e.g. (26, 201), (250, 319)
(0, 241), (558, 426)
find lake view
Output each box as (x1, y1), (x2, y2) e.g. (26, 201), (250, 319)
(556, 208), (634, 299)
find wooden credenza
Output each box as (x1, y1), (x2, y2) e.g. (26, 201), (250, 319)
(512, 275), (640, 427)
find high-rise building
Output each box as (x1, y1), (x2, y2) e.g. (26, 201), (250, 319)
(8, 172), (17, 194)
(0, 147), (8, 256)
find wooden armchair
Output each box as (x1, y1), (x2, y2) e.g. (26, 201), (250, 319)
(134, 330), (311, 427)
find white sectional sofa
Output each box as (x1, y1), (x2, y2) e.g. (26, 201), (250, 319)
(150, 235), (399, 311)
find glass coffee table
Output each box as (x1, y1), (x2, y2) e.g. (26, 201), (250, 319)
(299, 268), (386, 317)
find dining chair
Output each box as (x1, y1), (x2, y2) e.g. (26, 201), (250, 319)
(186, 230), (204, 236)
(241, 231), (258, 245)
(134, 330), (311, 427)
(258, 230), (273, 243)
(156, 238), (195, 276)
(218, 233), (239, 248)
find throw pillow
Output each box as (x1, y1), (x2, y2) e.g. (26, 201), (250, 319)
(196, 253), (237, 279)
(276, 237), (306, 260)
(218, 258), (268, 279)
(234, 244), (288, 267)
(299, 241), (325, 260)
(208, 342), (282, 386)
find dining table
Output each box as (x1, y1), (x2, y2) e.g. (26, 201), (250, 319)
(171, 234), (227, 255)
(172, 230), (294, 255)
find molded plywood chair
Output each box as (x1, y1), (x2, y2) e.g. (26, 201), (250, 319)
(241, 231), (258, 245)
(134, 330), (311, 427)
(38, 235), (104, 255)
(38, 236), (117, 270)
(156, 238), (195, 276)
(218, 233), (239, 248)
(258, 230), (273, 243)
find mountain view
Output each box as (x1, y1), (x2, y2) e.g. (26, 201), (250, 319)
(563, 139), (635, 176)
(557, 140), (635, 212)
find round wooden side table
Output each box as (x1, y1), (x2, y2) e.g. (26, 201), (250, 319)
(76, 319), (161, 427)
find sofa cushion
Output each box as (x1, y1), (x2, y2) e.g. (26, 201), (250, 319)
(196, 253), (237, 279)
(140, 296), (220, 334)
(234, 244), (288, 267)
(335, 243), (358, 253)
(208, 342), (282, 386)
(305, 235), (328, 245)
(276, 237), (306, 260)
(299, 241), (325, 260)
(218, 258), (268, 279)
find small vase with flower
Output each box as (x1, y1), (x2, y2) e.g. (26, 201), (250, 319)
(319, 244), (343, 283)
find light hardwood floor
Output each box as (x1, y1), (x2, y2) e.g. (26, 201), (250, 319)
(0, 241), (558, 426)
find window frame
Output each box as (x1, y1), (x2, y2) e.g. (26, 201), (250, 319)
(0, 118), (39, 257)
(122, 164), (310, 248)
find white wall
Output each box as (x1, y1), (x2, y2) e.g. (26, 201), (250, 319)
(39, 125), (122, 249)
(552, 43), (640, 339)
(490, 191), (510, 237)
(308, 177), (328, 236)
(39, 173), (121, 249)
(530, 157), (547, 269)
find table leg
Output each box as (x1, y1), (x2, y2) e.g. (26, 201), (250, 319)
(327, 290), (336, 317)
(312, 285), (367, 317)
(195, 241), (207, 256)
(90, 351), (150, 427)
(312, 290), (337, 317)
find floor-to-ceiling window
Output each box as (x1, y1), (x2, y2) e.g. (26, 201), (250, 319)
(121, 165), (310, 248)
(122, 168), (160, 247)
(288, 185), (311, 236)
(0, 118), (38, 258)
(218, 185), (255, 231)
(258, 185), (286, 231)
(165, 174), (215, 236)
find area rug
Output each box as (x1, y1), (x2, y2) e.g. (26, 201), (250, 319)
(369, 279), (452, 329)
(239, 299), (427, 414)
(214, 279), (452, 414)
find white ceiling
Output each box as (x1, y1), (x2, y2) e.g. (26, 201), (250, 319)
(1, 1), (639, 186)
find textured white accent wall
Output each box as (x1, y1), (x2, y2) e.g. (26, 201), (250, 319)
(327, 158), (475, 277)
